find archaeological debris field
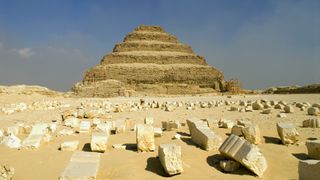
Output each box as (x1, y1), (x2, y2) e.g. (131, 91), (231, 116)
(0, 89), (319, 179)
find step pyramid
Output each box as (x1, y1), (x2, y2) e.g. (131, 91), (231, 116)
(72, 25), (225, 97)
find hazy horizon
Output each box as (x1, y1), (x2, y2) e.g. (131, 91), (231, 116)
(0, 0), (319, 92)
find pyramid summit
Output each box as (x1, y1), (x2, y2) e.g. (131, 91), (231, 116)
(73, 25), (226, 97)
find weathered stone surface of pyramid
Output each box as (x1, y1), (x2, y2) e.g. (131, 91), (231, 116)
(73, 25), (225, 97)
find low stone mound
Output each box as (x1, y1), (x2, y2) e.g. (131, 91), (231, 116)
(0, 85), (63, 97)
(264, 83), (320, 94)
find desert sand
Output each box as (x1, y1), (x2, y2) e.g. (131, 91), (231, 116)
(0, 92), (319, 180)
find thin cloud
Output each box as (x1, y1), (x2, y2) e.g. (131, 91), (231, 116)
(12, 48), (34, 58)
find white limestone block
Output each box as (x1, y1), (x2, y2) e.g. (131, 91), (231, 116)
(159, 144), (183, 176)
(219, 134), (267, 177)
(136, 124), (155, 152)
(90, 133), (108, 152)
(187, 118), (222, 151)
(276, 122), (299, 145)
(59, 151), (100, 180)
(144, 117), (154, 125)
(60, 141), (79, 151)
(242, 125), (261, 145)
(64, 117), (79, 128)
(79, 121), (91, 133)
(153, 127), (163, 137)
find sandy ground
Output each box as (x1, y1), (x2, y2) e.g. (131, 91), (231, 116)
(0, 93), (320, 180)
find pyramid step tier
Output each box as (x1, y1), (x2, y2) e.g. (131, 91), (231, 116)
(113, 41), (193, 53)
(124, 31), (178, 43)
(134, 25), (165, 33)
(100, 52), (207, 65)
(83, 63), (223, 85)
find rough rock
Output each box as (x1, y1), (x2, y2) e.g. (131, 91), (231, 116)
(252, 102), (263, 110)
(187, 118), (222, 151)
(136, 124), (155, 152)
(218, 119), (234, 129)
(158, 144), (183, 176)
(306, 140), (320, 160)
(219, 160), (241, 172)
(1, 134), (21, 149)
(284, 105), (294, 113)
(276, 122), (299, 145)
(219, 134), (267, 177)
(0, 165), (14, 180)
(90, 133), (108, 152)
(307, 107), (319, 116)
(277, 113), (287, 118)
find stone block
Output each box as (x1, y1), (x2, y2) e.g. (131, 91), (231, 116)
(144, 117), (154, 125)
(90, 133), (108, 152)
(96, 123), (111, 135)
(136, 124), (155, 152)
(242, 125), (261, 145)
(64, 117), (79, 128)
(59, 151), (100, 180)
(231, 125), (243, 136)
(302, 118), (320, 128)
(162, 120), (181, 131)
(276, 122), (299, 145)
(298, 160), (320, 180)
(125, 118), (136, 131)
(154, 127), (163, 137)
(219, 134), (267, 177)
(115, 119), (126, 134)
(159, 144), (183, 176)
(60, 141), (79, 151)
(187, 118), (222, 151)
(306, 140), (320, 160)
(79, 121), (91, 133)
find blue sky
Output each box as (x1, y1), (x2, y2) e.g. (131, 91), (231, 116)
(0, 0), (319, 91)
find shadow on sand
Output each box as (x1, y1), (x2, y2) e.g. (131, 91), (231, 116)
(123, 143), (138, 152)
(292, 153), (309, 160)
(263, 136), (282, 144)
(206, 154), (255, 176)
(145, 157), (169, 177)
